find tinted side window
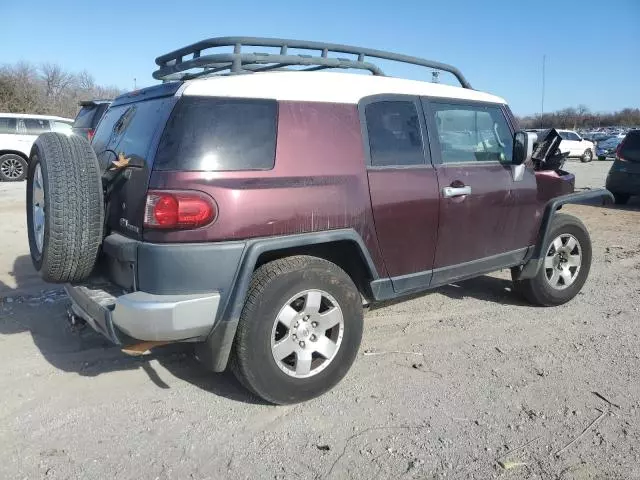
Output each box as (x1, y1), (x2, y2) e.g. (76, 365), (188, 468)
(620, 131), (640, 162)
(365, 101), (424, 166)
(155, 97), (278, 171)
(567, 132), (580, 141)
(431, 103), (513, 164)
(0, 118), (17, 134)
(24, 119), (50, 135)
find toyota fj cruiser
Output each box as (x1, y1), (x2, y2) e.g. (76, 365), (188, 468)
(25, 37), (612, 404)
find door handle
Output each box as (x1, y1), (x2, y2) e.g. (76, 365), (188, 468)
(442, 186), (471, 198)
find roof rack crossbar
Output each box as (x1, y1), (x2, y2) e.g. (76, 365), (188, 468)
(153, 36), (471, 88)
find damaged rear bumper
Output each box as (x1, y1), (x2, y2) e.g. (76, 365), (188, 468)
(65, 282), (220, 344)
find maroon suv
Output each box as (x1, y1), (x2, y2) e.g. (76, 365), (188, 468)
(25, 38), (612, 404)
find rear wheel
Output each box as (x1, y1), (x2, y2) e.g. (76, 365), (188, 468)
(26, 133), (104, 283)
(231, 256), (363, 404)
(612, 192), (630, 205)
(512, 214), (592, 306)
(0, 154), (27, 181)
(581, 149), (593, 163)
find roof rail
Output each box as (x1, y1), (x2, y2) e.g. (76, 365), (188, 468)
(153, 37), (472, 89)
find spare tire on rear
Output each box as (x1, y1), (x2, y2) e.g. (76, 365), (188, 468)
(26, 133), (104, 283)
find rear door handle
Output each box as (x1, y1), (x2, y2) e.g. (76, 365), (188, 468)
(442, 186), (471, 198)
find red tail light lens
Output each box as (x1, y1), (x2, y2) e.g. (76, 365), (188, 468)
(87, 129), (95, 142)
(616, 140), (627, 162)
(144, 191), (217, 229)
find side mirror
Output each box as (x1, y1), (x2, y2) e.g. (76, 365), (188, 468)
(512, 130), (535, 165)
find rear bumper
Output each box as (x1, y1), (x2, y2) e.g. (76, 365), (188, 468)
(66, 283), (220, 343)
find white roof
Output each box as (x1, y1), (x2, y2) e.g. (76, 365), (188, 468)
(182, 71), (507, 105)
(0, 113), (73, 122)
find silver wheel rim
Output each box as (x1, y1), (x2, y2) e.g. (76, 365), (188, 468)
(270, 289), (344, 378)
(1, 157), (24, 179)
(32, 163), (45, 254)
(544, 234), (582, 290)
(584, 150), (592, 160)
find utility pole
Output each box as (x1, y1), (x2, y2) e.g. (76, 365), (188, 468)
(541, 55), (546, 119)
(133, 78), (137, 90)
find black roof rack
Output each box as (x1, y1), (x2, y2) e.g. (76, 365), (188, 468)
(153, 36), (472, 89)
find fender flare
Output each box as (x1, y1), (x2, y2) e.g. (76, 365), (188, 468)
(516, 189), (614, 280)
(196, 229), (379, 371)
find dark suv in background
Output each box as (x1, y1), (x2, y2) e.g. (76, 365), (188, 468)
(71, 100), (111, 141)
(606, 130), (640, 204)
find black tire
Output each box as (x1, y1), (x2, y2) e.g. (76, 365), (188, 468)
(230, 256), (363, 404)
(0, 153), (27, 181)
(612, 192), (630, 205)
(580, 149), (593, 163)
(26, 133), (104, 283)
(512, 214), (592, 307)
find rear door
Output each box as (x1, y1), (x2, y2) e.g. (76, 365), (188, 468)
(17, 118), (50, 154)
(361, 96), (439, 293)
(423, 99), (538, 285)
(91, 89), (179, 238)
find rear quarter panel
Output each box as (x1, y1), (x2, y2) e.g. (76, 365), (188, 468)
(147, 101), (386, 275)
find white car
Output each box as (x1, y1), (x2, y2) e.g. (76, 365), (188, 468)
(557, 130), (596, 163)
(0, 113), (73, 181)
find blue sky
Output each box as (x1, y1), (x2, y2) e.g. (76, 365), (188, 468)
(1, 0), (638, 115)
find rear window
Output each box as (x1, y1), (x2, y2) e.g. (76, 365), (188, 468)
(91, 98), (173, 169)
(154, 96), (278, 171)
(619, 131), (640, 162)
(0, 118), (16, 134)
(73, 106), (97, 128)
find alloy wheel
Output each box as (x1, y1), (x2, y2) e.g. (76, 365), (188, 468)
(544, 234), (582, 290)
(270, 289), (344, 378)
(1, 157), (24, 180)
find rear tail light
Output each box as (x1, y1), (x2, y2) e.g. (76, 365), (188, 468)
(87, 129), (95, 142)
(144, 190), (217, 229)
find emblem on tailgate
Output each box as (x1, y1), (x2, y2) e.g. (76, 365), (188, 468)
(119, 218), (140, 234)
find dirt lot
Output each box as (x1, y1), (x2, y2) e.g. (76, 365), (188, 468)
(1, 161), (639, 480)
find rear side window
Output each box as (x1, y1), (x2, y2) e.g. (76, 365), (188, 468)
(620, 131), (640, 162)
(365, 101), (425, 167)
(24, 119), (50, 135)
(154, 97), (278, 171)
(0, 118), (16, 134)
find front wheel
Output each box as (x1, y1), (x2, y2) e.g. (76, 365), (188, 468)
(581, 149), (593, 163)
(230, 256), (363, 404)
(512, 213), (592, 306)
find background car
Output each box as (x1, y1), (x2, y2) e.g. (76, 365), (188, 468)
(72, 100), (112, 141)
(596, 136), (623, 160)
(0, 113), (73, 181)
(557, 130), (596, 162)
(606, 130), (640, 204)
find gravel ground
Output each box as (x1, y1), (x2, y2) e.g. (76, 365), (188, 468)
(1, 161), (639, 480)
